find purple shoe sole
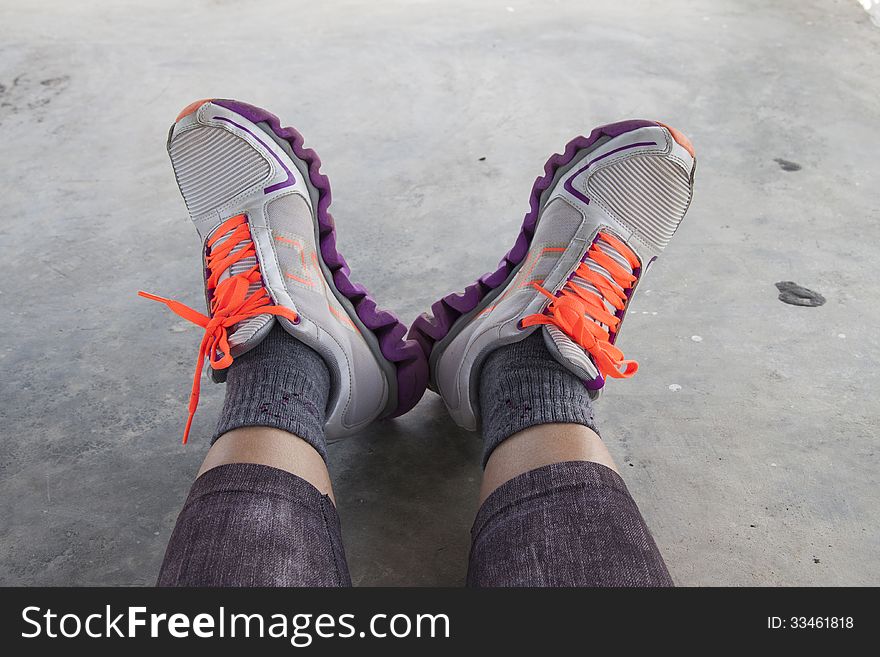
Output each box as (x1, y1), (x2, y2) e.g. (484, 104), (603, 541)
(214, 100), (429, 417)
(407, 119), (658, 379)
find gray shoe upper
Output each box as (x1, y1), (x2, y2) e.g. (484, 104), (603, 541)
(432, 125), (696, 431)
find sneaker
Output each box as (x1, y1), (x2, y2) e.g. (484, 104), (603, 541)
(141, 99), (427, 442)
(409, 120), (696, 430)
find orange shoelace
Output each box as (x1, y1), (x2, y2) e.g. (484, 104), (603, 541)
(139, 214), (299, 443)
(521, 232), (641, 380)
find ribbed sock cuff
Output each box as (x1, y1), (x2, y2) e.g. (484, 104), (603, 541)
(479, 331), (598, 467)
(212, 325), (331, 461)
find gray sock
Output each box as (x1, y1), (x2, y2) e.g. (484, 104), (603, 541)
(479, 330), (599, 467)
(212, 324), (331, 461)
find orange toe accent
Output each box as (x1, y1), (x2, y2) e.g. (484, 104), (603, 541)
(176, 98), (214, 122)
(658, 122), (695, 159)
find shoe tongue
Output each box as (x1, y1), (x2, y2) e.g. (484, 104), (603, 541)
(207, 223), (273, 355)
(538, 236), (637, 397)
(542, 324), (601, 385)
(574, 237), (633, 323)
(210, 228), (258, 288)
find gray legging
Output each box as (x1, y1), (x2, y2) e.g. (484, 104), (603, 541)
(157, 460), (672, 587)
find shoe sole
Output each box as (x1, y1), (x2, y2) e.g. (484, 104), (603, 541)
(408, 119), (695, 388)
(177, 99), (429, 417)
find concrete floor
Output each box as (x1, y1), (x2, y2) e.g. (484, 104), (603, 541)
(1, 0), (878, 586)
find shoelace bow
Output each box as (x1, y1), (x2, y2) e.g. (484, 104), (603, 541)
(521, 232), (641, 380)
(139, 214), (298, 443)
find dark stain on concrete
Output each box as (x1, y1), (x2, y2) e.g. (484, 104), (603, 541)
(774, 158), (802, 172)
(775, 281), (825, 307)
(0, 74), (71, 123)
(40, 76), (69, 87)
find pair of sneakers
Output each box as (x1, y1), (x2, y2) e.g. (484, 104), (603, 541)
(141, 99), (696, 443)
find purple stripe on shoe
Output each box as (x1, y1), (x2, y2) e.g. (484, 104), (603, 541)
(212, 116), (296, 194)
(562, 140), (657, 205)
(212, 99), (428, 416)
(584, 375), (605, 391)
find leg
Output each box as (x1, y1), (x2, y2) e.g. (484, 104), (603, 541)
(157, 327), (352, 587)
(410, 120), (696, 587)
(146, 99), (429, 586)
(466, 333), (673, 587)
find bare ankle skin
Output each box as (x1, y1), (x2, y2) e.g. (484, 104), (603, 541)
(480, 423), (617, 504)
(198, 426), (335, 504)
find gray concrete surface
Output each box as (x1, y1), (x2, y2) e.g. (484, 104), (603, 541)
(1, 0), (878, 586)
